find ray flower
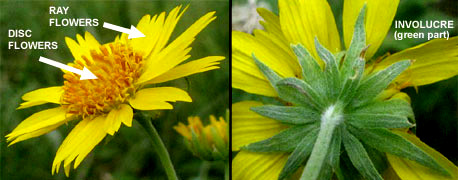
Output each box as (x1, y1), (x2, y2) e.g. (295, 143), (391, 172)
(7, 5), (224, 177)
(232, 0), (457, 179)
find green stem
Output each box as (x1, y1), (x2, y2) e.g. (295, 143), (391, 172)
(300, 104), (343, 180)
(137, 114), (178, 180)
(224, 161), (229, 180)
(198, 161), (210, 180)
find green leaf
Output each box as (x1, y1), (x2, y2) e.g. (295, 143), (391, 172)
(276, 77), (325, 110)
(335, 51), (346, 66)
(347, 99), (414, 129)
(338, 151), (364, 180)
(348, 127), (449, 176)
(242, 124), (318, 152)
(352, 60), (411, 108)
(340, 4), (366, 80)
(291, 44), (323, 82)
(251, 105), (320, 125)
(314, 37), (341, 100)
(276, 81), (314, 109)
(338, 57), (364, 107)
(328, 126), (342, 169)
(253, 54), (281, 90)
(314, 38), (339, 77)
(291, 44), (327, 99)
(364, 144), (388, 173)
(342, 128), (383, 180)
(278, 128), (318, 180)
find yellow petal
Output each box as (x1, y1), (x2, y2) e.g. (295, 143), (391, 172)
(105, 104), (133, 135)
(80, 31), (102, 51)
(258, 8), (299, 72)
(343, 0), (400, 59)
(137, 11), (216, 84)
(17, 101), (49, 110)
(375, 86), (411, 103)
(52, 116), (108, 176)
(6, 107), (73, 145)
(146, 56), (225, 84)
(391, 92), (411, 103)
(387, 130), (458, 180)
(279, 0), (341, 59)
(131, 5), (187, 58)
(232, 43), (276, 97)
(233, 151), (289, 180)
(257, 8), (283, 40)
(174, 122), (192, 140)
(232, 101), (288, 151)
(17, 86), (63, 109)
(238, 30), (299, 77)
(375, 37), (458, 87)
(232, 27), (300, 97)
(128, 87), (192, 110)
(8, 122), (63, 146)
(65, 32), (101, 62)
(232, 68), (277, 97)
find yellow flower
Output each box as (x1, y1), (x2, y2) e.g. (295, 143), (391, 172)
(232, 0), (457, 179)
(174, 116), (205, 140)
(174, 115), (228, 161)
(7, 5), (224, 176)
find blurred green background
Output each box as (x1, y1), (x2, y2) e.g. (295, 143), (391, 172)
(232, 0), (457, 165)
(1, 0), (229, 179)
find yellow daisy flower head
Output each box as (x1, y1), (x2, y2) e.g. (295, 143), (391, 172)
(174, 114), (228, 161)
(232, 0), (457, 179)
(7, 5), (224, 176)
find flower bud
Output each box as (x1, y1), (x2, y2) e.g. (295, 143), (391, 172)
(174, 114), (228, 161)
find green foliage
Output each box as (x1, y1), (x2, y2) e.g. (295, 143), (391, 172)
(349, 127), (448, 175)
(347, 99), (414, 129)
(292, 44), (324, 90)
(342, 128), (383, 180)
(243, 5), (450, 180)
(350, 60), (411, 108)
(253, 55), (282, 90)
(314, 38), (341, 100)
(279, 129), (318, 180)
(277, 78), (325, 109)
(338, 5), (366, 104)
(251, 105), (320, 125)
(242, 124), (318, 153)
(276, 78), (316, 108)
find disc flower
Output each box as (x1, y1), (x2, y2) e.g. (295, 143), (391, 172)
(7, 5), (224, 176)
(232, 0), (457, 179)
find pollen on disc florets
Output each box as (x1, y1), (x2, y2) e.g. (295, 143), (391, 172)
(62, 42), (144, 118)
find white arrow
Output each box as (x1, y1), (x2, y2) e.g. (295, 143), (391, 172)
(39, 56), (98, 80)
(103, 22), (145, 39)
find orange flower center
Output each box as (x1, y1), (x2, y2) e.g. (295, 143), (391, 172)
(62, 42), (144, 118)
